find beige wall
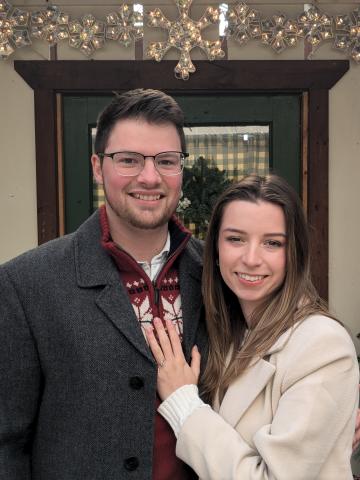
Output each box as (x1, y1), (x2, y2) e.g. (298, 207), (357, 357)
(1, 1), (359, 353)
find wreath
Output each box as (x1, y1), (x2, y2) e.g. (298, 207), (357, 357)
(177, 156), (232, 239)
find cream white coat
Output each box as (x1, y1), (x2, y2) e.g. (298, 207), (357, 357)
(177, 315), (359, 480)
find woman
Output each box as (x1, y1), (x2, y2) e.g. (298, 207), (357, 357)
(146, 174), (359, 479)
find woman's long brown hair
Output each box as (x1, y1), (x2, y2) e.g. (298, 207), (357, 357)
(201, 175), (331, 404)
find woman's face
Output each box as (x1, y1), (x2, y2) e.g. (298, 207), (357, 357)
(217, 200), (287, 324)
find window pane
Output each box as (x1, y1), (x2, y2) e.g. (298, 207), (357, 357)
(180, 125), (269, 237)
(185, 125), (269, 179)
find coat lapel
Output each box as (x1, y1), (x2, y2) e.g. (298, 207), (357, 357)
(94, 283), (154, 363)
(219, 358), (276, 427)
(217, 328), (295, 427)
(73, 211), (154, 364)
(178, 241), (203, 361)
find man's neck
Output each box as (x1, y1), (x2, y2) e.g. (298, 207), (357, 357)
(107, 213), (170, 264)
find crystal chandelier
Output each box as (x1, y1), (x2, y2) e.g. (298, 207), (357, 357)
(334, 7), (360, 63)
(226, 2), (261, 45)
(68, 14), (105, 57)
(0, 2), (31, 59)
(106, 4), (143, 47)
(147, 0), (224, 80)
(298, 5), (333, 55)
(261, 14), (300, 53)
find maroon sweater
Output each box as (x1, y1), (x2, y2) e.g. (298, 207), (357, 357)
(100, 206), (195, 480)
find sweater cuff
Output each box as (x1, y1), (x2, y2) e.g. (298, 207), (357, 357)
(157, 384), (209, 438)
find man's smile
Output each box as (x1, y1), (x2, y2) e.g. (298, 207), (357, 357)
(130, 193), (163, 201)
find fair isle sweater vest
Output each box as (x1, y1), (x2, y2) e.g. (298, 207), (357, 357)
(99, 206), (195, 480)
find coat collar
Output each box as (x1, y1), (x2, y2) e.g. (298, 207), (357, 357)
(218, 358), (276, 425)
(73, 209), (201, 287)
(216, 326), (297, 427)
(74, 210), (120, 287)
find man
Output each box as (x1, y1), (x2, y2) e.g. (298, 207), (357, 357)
(0, 89), (206, 479)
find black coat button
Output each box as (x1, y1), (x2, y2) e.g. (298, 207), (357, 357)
(129, 376), (144, 390)
(124, 456), (139, 471)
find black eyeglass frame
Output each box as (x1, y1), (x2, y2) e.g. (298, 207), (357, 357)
(96, 150), (189, 177)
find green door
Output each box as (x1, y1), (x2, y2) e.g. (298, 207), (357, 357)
(62, 94), (300, 234)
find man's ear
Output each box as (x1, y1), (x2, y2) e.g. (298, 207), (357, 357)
(91, 154), (103, 185)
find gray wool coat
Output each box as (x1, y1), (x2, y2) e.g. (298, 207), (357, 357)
(0, 211), (207, 480)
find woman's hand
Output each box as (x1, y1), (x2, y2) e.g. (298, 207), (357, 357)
(145, 317), (201, 401)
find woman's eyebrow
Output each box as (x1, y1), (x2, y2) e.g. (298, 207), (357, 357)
(263, 233), (287, 238)
(220, 228), (248, 235)
(221, 228), (286, 237)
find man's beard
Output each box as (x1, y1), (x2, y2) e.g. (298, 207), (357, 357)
(104, 185), (179, 230)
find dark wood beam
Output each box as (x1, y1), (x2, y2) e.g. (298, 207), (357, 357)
(34, 89), (58, 244)
(15, 60), (348, 92)
(307, 89), (329, 300)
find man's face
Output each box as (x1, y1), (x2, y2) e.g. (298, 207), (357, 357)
(91, 118), (183, 231)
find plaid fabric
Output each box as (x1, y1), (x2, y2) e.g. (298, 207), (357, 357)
(92, 182), (104, 210)
(92, 131), (269, 215)
(186, 132), (269, 180)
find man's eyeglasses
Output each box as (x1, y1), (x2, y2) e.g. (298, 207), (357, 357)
(97, 151), (188, 177)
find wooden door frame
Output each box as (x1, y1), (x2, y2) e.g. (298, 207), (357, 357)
(14, 59), (349, 299)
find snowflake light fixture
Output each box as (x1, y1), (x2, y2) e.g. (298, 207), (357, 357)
(226, 2), (261, 45)
(0, 6), (31, 60)
(0, 0), (11, 16)
(298, 6), (333, 55)
(147, 0), (225, 81)
(334, 7), (360, 63)
(106, 4), (143, 47)
(31, 5), (69, 45)
(69, 14), (105, 57)
(261, 14), (300, 53)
